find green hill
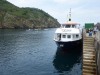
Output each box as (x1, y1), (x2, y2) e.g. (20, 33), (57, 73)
(0, 0), (60, 29)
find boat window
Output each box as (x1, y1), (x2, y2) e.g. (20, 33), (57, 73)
(62, 35), (66, 38)
(65, 25), (70, 28)
(61, 25), (65, 28)
(73, 35), (75, 38)
(67, 35), (71, 38)
(76, 34), (79, 38)
(72, 25), (75, 28)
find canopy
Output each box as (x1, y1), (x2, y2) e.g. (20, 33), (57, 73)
(62, 21), (80, 25)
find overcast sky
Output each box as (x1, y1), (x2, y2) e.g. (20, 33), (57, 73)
(7, 0), (100, 25)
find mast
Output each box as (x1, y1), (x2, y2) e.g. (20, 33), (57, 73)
(69, 8), (71, 21)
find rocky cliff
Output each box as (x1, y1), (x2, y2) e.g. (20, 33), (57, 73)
(0, 0), (60, 29)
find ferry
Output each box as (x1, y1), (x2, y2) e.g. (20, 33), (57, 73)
(54, 10), (82, 48)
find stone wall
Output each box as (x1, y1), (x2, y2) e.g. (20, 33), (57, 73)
(94, 31), (100, 75)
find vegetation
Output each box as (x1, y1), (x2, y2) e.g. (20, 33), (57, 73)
(0, 0), (60, 29)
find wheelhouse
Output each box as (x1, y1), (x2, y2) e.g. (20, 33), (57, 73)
(61, 22), (80, 28)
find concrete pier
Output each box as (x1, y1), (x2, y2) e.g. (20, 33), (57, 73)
(83, 30), (97, 75)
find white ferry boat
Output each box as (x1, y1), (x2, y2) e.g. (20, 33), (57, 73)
(54, 10), (82, 48)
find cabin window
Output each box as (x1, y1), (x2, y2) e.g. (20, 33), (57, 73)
(61, 25), (65, 28)
(67, 35), (71, 38)
(72, 25), (75, 28)
(65, 25), (70, 28)
(62, 35), (66, 38)
(73, 35), (75, 38)
(76, 34), (79, 38)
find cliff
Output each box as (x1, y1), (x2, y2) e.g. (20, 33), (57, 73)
(0, 0), (60, 29)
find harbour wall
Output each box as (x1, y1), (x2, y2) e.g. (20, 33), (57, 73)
(94, 31), (100, 75)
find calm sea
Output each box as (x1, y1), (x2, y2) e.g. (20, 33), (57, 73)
(0, 29), (82, 75)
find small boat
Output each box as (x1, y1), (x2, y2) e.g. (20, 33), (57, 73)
(44, 29), (48, 30)
(54, 9), (82, 48)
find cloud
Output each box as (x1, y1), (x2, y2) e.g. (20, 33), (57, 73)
(53, 0), (82, 4)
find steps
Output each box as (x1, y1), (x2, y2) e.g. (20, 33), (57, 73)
(83, 36), (97, 75)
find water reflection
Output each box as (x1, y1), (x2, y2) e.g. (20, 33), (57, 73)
(53, 47), (82, 74)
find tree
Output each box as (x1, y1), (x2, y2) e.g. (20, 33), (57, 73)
(0, 7), (7, 28)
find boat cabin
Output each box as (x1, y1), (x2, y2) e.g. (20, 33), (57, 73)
(54, 22), (81, 42)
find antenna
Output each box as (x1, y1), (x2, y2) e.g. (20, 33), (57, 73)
(69, 8), (71, 21)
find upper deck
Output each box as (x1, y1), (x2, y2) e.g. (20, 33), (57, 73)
(61, 21), (80, 28)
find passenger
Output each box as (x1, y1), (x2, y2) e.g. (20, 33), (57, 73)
(93, 26), (98, 35)
(89, 30), (92, 36)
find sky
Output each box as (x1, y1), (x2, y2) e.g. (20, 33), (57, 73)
(7, 0), (100, 26)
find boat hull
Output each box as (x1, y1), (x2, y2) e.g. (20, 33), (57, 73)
(55, 39), (82, 49)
